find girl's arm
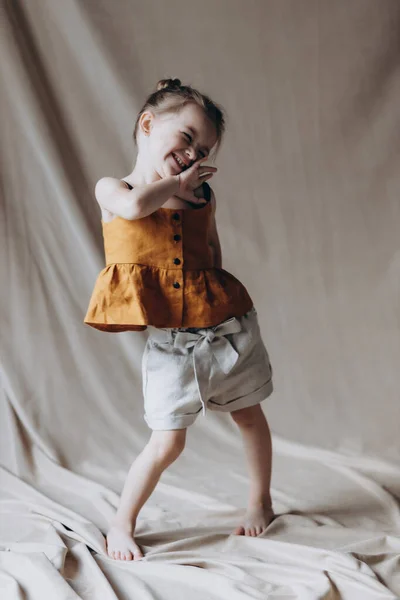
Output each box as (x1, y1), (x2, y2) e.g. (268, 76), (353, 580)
(95, 175), (180, 220)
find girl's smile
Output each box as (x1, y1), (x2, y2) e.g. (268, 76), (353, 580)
(170, 152), (189, 172)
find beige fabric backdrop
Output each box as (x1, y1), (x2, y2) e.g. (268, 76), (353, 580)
(1, 0), (400, 598)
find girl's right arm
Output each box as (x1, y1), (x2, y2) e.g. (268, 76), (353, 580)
(95, 157), (216, 220)
(94, 176), (181, 220)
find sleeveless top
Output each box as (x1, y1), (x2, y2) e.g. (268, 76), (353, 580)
(84, 180), (254, 332)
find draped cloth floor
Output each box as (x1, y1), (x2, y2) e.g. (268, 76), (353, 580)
(1, 1), (399, 598)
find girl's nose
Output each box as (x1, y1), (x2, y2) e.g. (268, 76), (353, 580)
(185, 147), (197, 162)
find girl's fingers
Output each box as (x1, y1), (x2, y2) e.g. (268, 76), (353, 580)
(192, 157), (207, 168)
(199, 166), (217, 173)
(194, 157), (216, 169)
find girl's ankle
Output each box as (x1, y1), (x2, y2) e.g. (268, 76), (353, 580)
(248, 495), (273, 510)
(110, 518), (136, 533)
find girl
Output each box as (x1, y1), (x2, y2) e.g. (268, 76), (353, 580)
(85, 78), (275, 561)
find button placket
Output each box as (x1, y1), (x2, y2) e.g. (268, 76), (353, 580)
(172, 212), (182, 290)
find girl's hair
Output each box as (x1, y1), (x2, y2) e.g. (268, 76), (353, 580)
(133, 78), (226, 160)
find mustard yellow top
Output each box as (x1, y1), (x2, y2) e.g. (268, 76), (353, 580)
(84, 183), (254, 332)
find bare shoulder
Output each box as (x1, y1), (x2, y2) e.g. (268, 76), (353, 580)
(94, 177), (138, 222)
(94, 177), (128, 206)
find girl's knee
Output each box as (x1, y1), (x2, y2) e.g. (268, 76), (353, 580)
(148, 429), (186, 465)
(230, 403), (264, 427)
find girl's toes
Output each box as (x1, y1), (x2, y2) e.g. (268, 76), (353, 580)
(133, 548), (144, 560)
(115, 551), (121, 560)
(233, 526), (244, 535)
(126, 550), (133, 561)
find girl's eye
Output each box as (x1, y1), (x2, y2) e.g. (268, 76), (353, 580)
(183, 132), (206, 157)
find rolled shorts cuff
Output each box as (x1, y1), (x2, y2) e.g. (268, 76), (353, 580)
(144, 378), (274, 429)
(144, 411), (200, 430)
(208, 377), (274, 413)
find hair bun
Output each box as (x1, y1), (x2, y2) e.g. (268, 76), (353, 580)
(156, 78), (182, 91)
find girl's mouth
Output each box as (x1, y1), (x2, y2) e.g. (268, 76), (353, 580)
(171, 153), (187, 171)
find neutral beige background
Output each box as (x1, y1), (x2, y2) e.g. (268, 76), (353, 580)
(1, 0), (400, 598)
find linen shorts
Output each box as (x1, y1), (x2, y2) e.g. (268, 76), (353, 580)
(141, 306), (274, 430)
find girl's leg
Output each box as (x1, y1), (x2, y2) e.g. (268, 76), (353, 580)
(106, 428), (186, 560)
(230, 403), (275, 536)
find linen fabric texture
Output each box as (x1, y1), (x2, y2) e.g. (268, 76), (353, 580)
(142, 306), (273, 430)
(84, 182), (254, 332)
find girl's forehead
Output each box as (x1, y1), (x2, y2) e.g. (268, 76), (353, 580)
(179, 105), (205, 124)
(177, 109), (217, 143)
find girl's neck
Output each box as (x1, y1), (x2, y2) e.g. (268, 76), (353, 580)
(127, 154), (163, 186)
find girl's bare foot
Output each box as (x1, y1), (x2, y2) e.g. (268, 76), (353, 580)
(106, 523), (144, 561)
(233, 503), (275, 537)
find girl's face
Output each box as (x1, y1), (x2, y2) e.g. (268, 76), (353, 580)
(139, 102), (218, 179)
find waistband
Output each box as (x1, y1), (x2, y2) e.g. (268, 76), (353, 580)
(152, 306), (256, 337)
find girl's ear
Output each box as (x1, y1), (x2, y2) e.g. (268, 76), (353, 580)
(139, 110), (154, 136)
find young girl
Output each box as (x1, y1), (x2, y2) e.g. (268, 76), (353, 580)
(85, 78), (275, 561)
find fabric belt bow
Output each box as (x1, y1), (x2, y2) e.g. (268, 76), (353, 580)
(172, 316), (242, 416)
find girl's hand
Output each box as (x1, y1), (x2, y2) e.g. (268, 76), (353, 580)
(176, 157), (217, 204)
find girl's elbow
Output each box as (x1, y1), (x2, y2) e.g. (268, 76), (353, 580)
(123, 195), (143, 220)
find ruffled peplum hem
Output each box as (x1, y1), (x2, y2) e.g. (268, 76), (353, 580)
(84, 263), (254, 333)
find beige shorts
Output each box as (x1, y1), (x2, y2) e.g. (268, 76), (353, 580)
(141, 306), (274, 430)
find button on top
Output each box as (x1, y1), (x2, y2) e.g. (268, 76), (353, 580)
(172, 213), (180, 221)
(173, 234), (181, 241)
(173, 258), (181, 265)
(173, 282), (180, 289)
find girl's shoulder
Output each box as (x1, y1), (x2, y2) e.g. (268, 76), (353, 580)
(95, 176), (129, 197)
(94, 177), (136, 223)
